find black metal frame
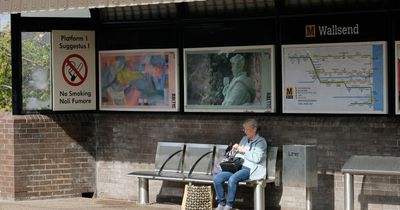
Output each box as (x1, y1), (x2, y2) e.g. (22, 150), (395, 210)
(10, 0), (400, 115)
(11, 14), (21, 115)
(11, 14), (96, 115)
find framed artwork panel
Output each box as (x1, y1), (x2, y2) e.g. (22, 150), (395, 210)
(184, 45), (275, 113)
(396, 41), (400, 114)
(99, 49), (179, 111)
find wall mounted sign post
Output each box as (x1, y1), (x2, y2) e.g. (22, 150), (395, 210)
(52, 30), (96, 111)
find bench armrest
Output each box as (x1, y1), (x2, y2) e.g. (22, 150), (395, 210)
(274, 165), (281, 187)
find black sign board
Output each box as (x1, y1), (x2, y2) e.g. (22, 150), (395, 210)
(183, 19), (276, 48)
(280, 12), (389, 44)
(99, 25), (178, 50)
(392, 12), (400, 40)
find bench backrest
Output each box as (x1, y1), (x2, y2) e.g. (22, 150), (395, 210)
(267, 146), (278, 180)
(153, 142), (279, 181)
(183, 143), (214, 176)
(154, 142), (185, 173)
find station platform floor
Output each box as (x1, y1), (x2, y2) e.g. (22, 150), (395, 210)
(0, 198), (181, 210)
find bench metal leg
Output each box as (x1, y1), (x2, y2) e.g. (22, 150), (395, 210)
(306, 187), (312, 210)
(138, 177), (149, 204)
(344, 173), (354, 210)
(254, 184), (265, 210)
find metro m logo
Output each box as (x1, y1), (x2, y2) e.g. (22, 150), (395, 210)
(286, 87), (294, 99)
(305, 25), (316, 38)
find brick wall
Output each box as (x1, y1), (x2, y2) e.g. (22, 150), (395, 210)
(95, 114), (400, 210)
(1, 112), (399, 209)
(95, 114), (244, 201)
(0, 113), (96, 200)
(0, 112), (14, 200)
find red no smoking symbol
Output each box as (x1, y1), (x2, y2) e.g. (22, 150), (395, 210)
(62, 54), (88, 86)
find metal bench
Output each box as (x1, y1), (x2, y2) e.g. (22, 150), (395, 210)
(341, 155), (400, 210)
(128, 142), (185, 202)
(128, 142), (280, 210)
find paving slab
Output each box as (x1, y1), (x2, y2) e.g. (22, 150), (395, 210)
(0, 198), (181, 210)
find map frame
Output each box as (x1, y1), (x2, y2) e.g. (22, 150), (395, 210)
(282, 41), (388, 114)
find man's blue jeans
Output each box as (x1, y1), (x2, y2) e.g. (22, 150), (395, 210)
(213, 166), (250, 207)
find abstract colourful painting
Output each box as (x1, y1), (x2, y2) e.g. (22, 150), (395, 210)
(99, 49), (178, 111)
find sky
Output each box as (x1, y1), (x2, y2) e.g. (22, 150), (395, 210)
(0, 14), (10, 31)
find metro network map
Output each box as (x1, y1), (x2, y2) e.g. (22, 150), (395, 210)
(282, 42), (387, 114)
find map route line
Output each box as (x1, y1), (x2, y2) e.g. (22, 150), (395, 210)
(303, 52), (374, 105)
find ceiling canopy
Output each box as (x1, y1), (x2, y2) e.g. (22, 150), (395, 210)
(0, 0), (204, 14)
